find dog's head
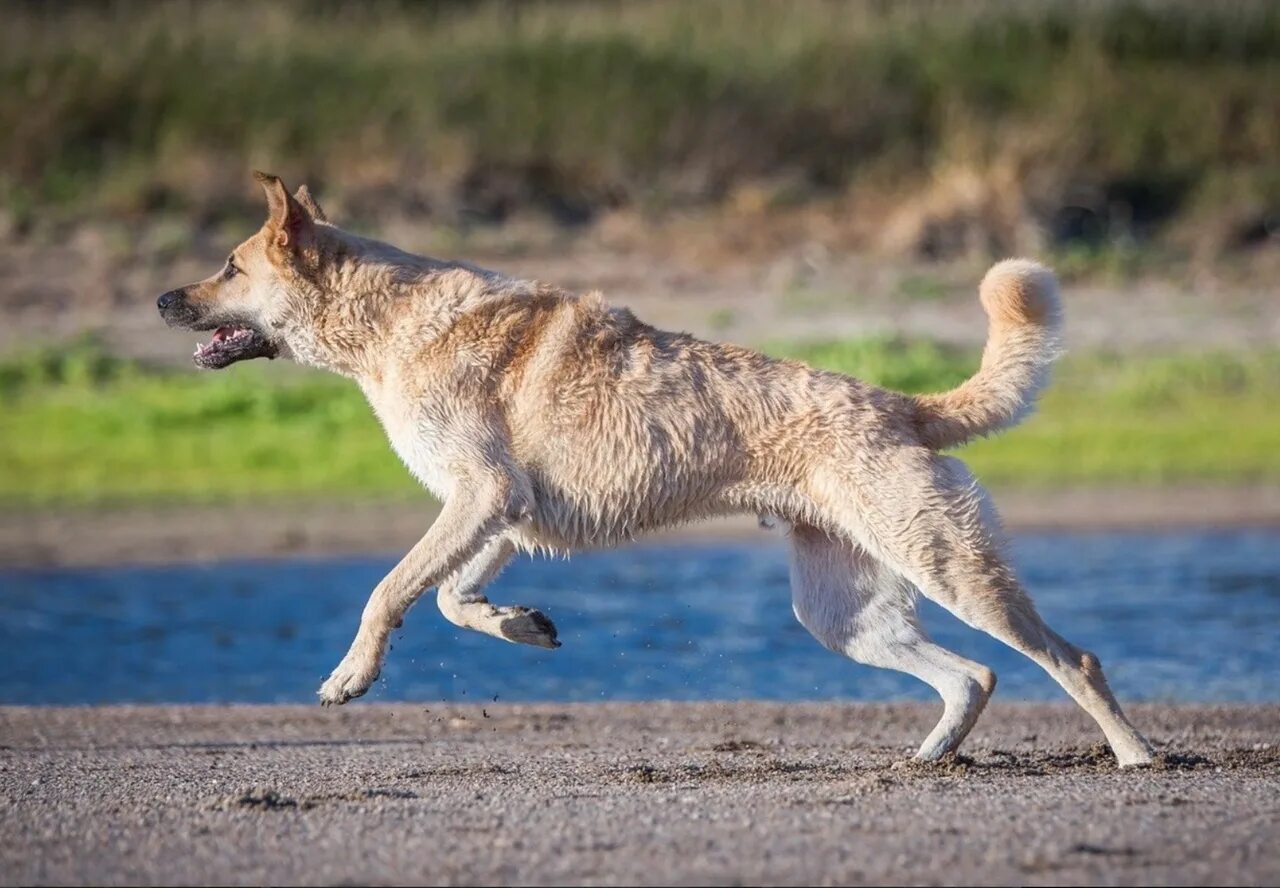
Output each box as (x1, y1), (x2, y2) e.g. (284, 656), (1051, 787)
(157, 171), (330, 370)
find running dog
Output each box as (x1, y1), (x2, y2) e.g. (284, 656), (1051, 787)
(157, 172), (1154, 766)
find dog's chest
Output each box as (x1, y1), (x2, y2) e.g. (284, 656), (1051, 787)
(361, 383), (454, 499)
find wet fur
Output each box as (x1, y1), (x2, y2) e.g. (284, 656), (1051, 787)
(158, 174), (1154, 766)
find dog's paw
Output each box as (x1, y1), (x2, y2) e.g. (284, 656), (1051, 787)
(1115, 747), (1155, 769)
(498, 606), (561, 649)
(317, 654), (381, 706)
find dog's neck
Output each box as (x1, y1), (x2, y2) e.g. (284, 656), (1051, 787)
(281, 235), (514, 382)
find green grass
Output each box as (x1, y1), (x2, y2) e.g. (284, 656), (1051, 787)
(1, 343), (401, 506)
(2, 0), (1276, 253)
(3, 339), (1277, 507)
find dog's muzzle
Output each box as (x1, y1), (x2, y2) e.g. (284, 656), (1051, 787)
(157, 288), (202, 328)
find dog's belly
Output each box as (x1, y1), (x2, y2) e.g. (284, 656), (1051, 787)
(519, 477), (814, 551)
(522, 495), (717, 550)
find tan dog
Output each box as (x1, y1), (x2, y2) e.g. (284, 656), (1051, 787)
(158, 172), (1154, 766)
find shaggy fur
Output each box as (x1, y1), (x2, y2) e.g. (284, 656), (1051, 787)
(158, 173), (1154, 766)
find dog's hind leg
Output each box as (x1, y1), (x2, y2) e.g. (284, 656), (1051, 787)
(789, 523), (996, 761)
(830, 449), (1153, 767)
(437, 535), (560, 649)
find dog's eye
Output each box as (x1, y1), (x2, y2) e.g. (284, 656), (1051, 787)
(224, 262), (240, 280)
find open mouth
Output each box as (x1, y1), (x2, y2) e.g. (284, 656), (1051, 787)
(192, 324), (279, 369)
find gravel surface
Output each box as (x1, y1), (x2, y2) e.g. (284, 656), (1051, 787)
(2, 702), (1276, 886)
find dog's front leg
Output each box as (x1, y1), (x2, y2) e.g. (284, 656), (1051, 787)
(318, 475), (525, 706)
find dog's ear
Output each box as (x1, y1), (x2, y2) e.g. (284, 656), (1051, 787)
(253, 171), (310, 248)
(293, 185), (328, 224)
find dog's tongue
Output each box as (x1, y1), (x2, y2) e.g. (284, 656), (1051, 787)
(212, 326), (234, 343)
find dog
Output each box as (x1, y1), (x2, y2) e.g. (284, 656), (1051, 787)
(158, 172), (1154, 766)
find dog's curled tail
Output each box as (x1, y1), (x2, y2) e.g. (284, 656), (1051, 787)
(911, 259), (1062, 450)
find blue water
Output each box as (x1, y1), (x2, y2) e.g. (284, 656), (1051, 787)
(1, 530), (1277, 705)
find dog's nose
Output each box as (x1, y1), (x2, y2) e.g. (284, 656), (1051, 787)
(157, 289), (183, 312)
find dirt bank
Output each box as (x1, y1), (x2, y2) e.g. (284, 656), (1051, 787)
(1, 702), (1276, 886)
(3, 485), (1278, 568)
(7, 231), (1280, 365)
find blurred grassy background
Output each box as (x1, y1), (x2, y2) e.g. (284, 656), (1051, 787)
(3, 0), (1276, 259)
(4, 339), (1278, 506)
(2, 0), (1277, 508)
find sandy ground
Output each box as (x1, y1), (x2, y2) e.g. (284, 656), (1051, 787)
(1, 702), (1276, 886)
(3, 485), (1279, 568)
